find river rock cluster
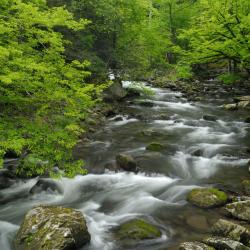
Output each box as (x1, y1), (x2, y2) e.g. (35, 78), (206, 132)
(180, 186), (250, 250)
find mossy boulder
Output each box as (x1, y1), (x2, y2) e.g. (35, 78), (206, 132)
(212, 219), (250, 246)
(226, 201), (250, 222)
(224, 104), (238, 111)
(179, 242), (215, 250)
(116, 219), (161, 242)
(14, 205), (90, 250)
(146, 142), (164, 152)
(116, 154), (138, 172)
(187, 188), (228, 208)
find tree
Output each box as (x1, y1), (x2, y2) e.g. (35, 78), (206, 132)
(0, 0), (105, 177)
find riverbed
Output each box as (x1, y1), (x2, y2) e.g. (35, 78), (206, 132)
(0, 82), (250, 250)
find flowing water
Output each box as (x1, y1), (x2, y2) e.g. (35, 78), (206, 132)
(1, 82), (250, 250)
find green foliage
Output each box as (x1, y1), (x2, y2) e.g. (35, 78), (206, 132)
(178, 0), (250, 76)
(218, 73), (242, 84)
(0, 0), (105, 176)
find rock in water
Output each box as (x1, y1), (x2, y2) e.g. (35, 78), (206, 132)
(212, 219), (250, 245)
(29, 178), (63, 194)
(224, 104), (238, 111)
(244, 117), (250, 123)
(179, 242), (214, 250)
(226, 201), (250, 222)
(116, 219), (161, 241)
(116, 154), (137, 172)
(146, 142), (164, 152)
(203, 236), (250, 250)
(187, 188), (228, 208)
(14, 205), (90, 250)
(203, 115), (218, 122)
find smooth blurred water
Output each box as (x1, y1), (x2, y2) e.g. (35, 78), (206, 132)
(0, 82), (249, 250)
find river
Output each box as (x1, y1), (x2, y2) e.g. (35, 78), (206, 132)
(0, 81), (249, 250)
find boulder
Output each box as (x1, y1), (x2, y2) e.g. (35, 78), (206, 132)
(116, 154), (138, 172)
(179, 242), (214, 250)
(203, 115), (218, 122)
(14, 205), (90, 250)
(115, 219), (161, 241)
(226, 201), (250, 222)
(244, 117), (250, 123)
(224, 104), (238, 111)
(0, 169), (15, 189)
(103, 80), (127, 102)
(29, 179), (63, 194)
(191, 149), (203, 157)
(233, 96), (250, 103)
(146, 142), (164, 152)
(212, 219), (250, 245)
(238, 101), (250, 110)
(187, 188), (228, 209)
(203, 236), (249, 250)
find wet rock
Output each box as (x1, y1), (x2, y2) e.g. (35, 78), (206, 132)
(242, 180), (250, 196)
(15, 205), (90, 250)
(212, 219), (250, 245)
(103, 80), (127, 102)
(238, 101), (250, 110)
(203, 115), (218, 122)
(116, 154), (138, 172)
(186, 215), (209, 232)
(234, 96), (250, 103)
(146, 142), (164, 152)
(179, 242), (214, 250)
(203, 236), (249, 250)
(226, 201), (250, 222)
(191, 149), (203, 157)
(244, 117), (250, 123)
(138, 101), (154, 107)
(224, 104), (238, 111)
(187, 188), (228, 209)
(0, 169), (15, 189)
(114, 116), (123, 121)
(29, 178), (63, 194)
(115, 219), (161, 241)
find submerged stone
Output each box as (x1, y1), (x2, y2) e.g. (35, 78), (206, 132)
(226, 201), (250, 222)
(187, 188), (228, 208)
(14, 205), (90, 250)
(115, 219), (161, 241)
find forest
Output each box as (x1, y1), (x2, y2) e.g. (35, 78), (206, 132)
(1, 1), (250, 250)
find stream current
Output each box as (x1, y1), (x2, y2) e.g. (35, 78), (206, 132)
(0, 82), (250, 250)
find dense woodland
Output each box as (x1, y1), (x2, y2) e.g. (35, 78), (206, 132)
(0, 0), (249, 176)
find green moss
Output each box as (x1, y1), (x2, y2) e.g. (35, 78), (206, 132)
(146, 142), (164, 152)
(187, 188), (228, 208)
(116, 219), (161, 241)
